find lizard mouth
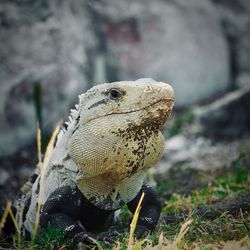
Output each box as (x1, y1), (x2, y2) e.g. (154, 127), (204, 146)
(83, 98), (174, 127)
(113, 98), (174, 115)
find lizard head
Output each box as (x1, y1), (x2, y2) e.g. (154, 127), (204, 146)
(65, 78), (174, 202)
(77, 78), (174, 129)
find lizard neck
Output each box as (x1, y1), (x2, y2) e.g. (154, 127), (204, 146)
(76, 171), (145, 210)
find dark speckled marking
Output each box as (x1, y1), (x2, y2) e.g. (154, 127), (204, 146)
(88, 98), (109, 110)
(110, 105), (172, 178)
(35, 177), (40, 195)
(22, 194), (31, 222)
(30, 173), (38, 184)
(72, 116), (80, 135)
(89, 191), (125, 210)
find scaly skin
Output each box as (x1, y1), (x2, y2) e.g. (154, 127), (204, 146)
(15, 78), (174, 244)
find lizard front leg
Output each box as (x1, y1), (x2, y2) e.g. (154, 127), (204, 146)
(127, 183), (161, 238)
(40, 185), (98, 244)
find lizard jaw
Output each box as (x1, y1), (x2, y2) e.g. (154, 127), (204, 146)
(82, 97), (174, 128)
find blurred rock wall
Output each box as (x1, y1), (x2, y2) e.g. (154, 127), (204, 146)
(0, 0), (249, 156)
(0, 0), (97, 156)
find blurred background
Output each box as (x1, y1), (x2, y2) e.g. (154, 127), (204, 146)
(0, 0), (250, 200)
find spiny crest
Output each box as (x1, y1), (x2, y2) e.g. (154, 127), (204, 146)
(56, 91), (90, 142)
(57, 101), (81, 141)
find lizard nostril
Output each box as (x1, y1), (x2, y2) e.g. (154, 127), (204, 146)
(144, 86), (153, 93)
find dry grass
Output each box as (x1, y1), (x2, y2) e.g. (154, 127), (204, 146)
(127, 192), (145, 249)
(32, 123), (61, 244)
(112, 219), (193, 250)
(0, 202), (12, 235)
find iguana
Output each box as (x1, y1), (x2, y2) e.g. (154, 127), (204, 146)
(7, 78), (175, 245)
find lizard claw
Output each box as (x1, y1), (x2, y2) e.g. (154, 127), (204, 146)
(73, 231), (97, 245)
(134, 225), (151, 239)
(73, 227), (124, 246)
(96, 227), (125, 245)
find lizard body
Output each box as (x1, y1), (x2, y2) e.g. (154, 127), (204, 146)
(15, 78), (174, 244)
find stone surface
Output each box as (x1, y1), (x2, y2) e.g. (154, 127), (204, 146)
(93, 0), (230, 106)
(194, 87), (250, 140)
(236, 72), (250, 89)
(0, 143), (37, 201)
(0, 169), (9, 186)
(152, 135), (249, 174)
(211, 0), (250, 75)
(0, 0), (97, 156)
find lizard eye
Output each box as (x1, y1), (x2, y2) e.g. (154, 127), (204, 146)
(108, 88), (123, 100)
